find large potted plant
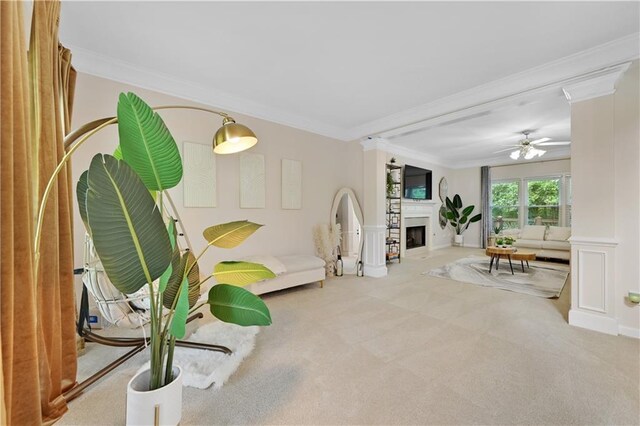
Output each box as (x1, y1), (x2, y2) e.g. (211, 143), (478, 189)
(75, 93), (274, 425)
(444, 194), (482, 246)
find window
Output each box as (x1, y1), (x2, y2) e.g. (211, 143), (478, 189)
(490, 173), (571, 230)
(491, 180), (520, 230)
(526, 177), (560, 226)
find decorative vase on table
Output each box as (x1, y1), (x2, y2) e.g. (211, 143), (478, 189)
(127, 366), (183, 426)
(454, 234), (464, 246)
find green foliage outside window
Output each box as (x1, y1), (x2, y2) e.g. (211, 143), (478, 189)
(491, 181), (519, 230)
(527, 179), (560, 225)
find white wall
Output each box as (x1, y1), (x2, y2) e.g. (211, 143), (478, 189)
(70, 73), (363, 277)
(568, 60), (639, 337)
(613, 62), (639, 335)
(450, 167), (482, 248)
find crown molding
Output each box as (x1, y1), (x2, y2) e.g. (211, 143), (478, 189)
(562, 62), (631, 103)
(360, 137), (448, 167)
(67, 33), (639, 148)
(67, 44), (350, 141)
(350, 33), (640, 140)
(447, 149), (571, 170)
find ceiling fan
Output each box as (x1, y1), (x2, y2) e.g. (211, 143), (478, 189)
(495, 131), (571, 160)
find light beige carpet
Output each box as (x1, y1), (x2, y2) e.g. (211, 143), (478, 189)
(426, 256), (569, 298)
(61, 247), (639, 425)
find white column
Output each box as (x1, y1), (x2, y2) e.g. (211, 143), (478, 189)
(360, 138), (388, 277)
(563, 62), (631, 336)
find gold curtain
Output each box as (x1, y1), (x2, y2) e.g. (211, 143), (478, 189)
(29, 1), (78, 423)
(1, 1), (77, 424)
(1, 1), (43, 424)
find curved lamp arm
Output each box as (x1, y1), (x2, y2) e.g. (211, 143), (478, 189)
(33, 105), (234, 283)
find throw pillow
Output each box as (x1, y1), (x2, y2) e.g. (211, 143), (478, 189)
(520, 225), (546, 240)
(546, 226), (571, 241)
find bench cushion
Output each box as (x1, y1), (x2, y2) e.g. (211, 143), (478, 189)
(279, 255), (326, 273)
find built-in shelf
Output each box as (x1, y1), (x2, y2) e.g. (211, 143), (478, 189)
(386, 163), (402, 264)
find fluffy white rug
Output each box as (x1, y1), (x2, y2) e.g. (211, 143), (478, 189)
(425, 256), (569, 298)
(137, 321), (259, 389)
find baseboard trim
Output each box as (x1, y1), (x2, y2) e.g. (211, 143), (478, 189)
(462, 243), (482, 248)
(618, 325), (640, 339)
(363, 265), (388, 278)
(431, 243), (452, 250)
(569, 309), (618, 335)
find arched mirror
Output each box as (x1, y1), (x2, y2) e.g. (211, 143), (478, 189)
(330, 188), (364, 275)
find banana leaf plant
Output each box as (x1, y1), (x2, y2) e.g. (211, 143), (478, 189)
(76, 92), (274, 390)
(444, 194), (482, 235)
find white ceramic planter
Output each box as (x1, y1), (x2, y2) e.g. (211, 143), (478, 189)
(126, 366), (182, 426)
(454, 235), (464, 246)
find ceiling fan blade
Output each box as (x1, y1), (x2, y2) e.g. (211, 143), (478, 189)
(493, 146), (519, 153)
(536, 141), (571, 146)
(530, 137), (551, 144)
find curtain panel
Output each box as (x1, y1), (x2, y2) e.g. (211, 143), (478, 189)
(1, 1), (77, 424)
(480, 166), (491, 249)
(1, 1), (42, 423)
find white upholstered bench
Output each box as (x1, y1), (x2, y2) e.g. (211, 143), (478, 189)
(244, 255), (326, 295)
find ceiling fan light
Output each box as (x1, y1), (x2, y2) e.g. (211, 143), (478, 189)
(524, 149), (536, 160)
(510, 150), (520, 160)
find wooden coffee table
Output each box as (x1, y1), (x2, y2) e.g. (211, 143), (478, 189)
(511, 251), (536, 272)
(485, 246), (516, 274)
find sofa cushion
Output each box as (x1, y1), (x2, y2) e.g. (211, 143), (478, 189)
(520, 225), (546, 240)
(542, 240), (570, 251)
(546, 226), (571, 241)
(514, 239), (543, 249)
(501, 228), (520, 237)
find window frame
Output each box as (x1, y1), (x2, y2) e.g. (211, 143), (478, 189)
(490, 173), (572, 229)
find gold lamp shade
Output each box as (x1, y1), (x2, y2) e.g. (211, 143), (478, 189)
(213, 117), (258, 154)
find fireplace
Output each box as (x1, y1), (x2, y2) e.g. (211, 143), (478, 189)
(402, 206), (432, 256)
(406, 225), (426, 249)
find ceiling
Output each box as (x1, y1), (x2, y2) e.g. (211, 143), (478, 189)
(60, 2), (639, 166)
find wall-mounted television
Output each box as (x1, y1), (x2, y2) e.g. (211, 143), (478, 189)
(403, 165), (432, 200)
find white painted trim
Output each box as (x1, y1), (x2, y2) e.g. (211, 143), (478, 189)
(363, 265), (388, 278)
(569, 236), (619, 247)
(618, 325), (640, 339)
(577, 250), (607, 313)
(67, 45), (347, 141)
(432, 243), (452, 251)
(350, 34), (640, 140)
(569, 309), (618, 336)
(462, 243), (482, 249)
(360, 137), (389, 152)
(360, 138), (447, 166)
(562, 62), (631, 103)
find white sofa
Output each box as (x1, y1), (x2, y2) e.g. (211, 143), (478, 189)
(502, 225), (571, 261)
(244, 255), (326, 295)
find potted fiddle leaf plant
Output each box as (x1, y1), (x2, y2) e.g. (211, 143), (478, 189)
(444, 194), (482, 246)
(76, 92), (274, 425)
